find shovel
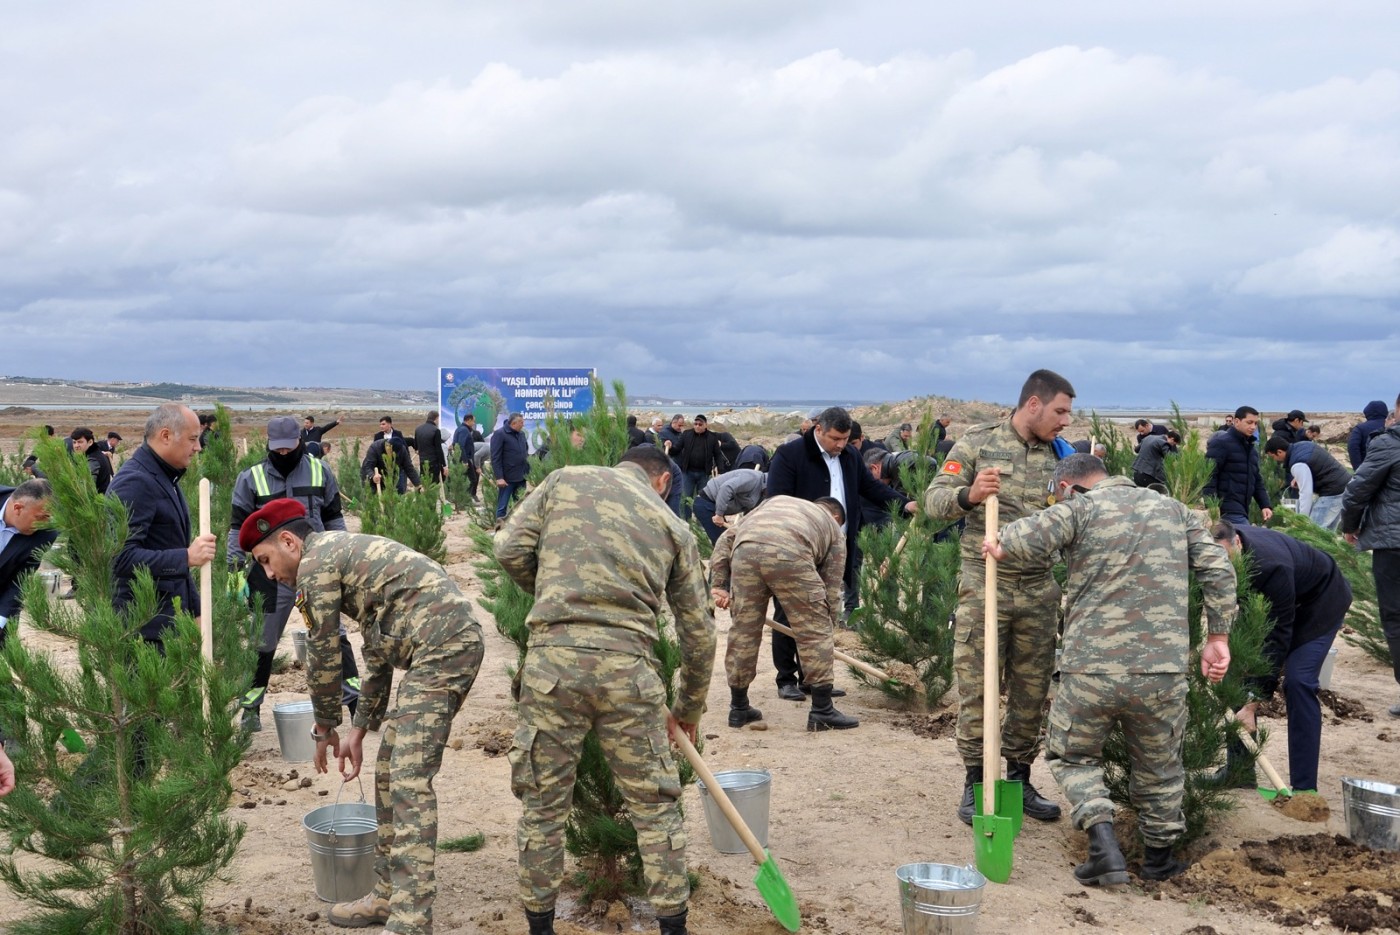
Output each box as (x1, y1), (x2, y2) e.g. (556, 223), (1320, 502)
(972, 495), (1021, 884)
(1223, 708), (1292, 800)
(763, 617), (901, 685)
(672, 731), (800, 932)
(199, 479), (214, 720)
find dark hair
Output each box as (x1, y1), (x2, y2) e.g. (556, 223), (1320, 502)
(849, 420), (863, 442)
(619, 445), (671, 479)
(508, 412), (524, 424)
(1134, 419), (1150, 429)
(280, 518), (315, 541)
(1210, 519), (1236, 543)
(1234, 405), (1259, 420)
(107, 432), (122, 441)
(379, 414), (394, 424)
(1051, 453), (1106, 487)
(1017, 369), (1077, 408)
(70, 427), (95, 442)
(813, 496), (846, 525)
(13, 478), (52, 501)
(304, 415), (316, 423)
(1263, 437), (1291, 455)
(198, 413), (216, 427)
(815, 407), (852, 433)
(426, 410), (438, 423)
(626, 414), (638, 428)
(43, 424), (54, 435)
(1165, 430), (1181, 443)
(463, 412), (475, 422)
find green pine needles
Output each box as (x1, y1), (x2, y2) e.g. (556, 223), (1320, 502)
(0, 419), (253, 935)
(357, 455), (447, 564)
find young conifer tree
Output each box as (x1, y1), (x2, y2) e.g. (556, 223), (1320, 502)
(0, 420), (252, 935)
(357, 454), (447, 563)
(473, 379), (695, 902)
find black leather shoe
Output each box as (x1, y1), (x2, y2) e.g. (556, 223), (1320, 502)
(657, 908), (689, 935)
(525, 908), (555, 935)
(1074, 821), (1129, 886)
(799, 683), (845, 698)
(777, 684), (806, 702)
(1140, 844), (1189, 881)
(806, 685), (858, 730)
(1007, 760), (1062, 822)
(957, 766), (978, 826)
(728, 687), (763, 728)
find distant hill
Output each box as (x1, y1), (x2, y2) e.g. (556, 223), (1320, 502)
(0, 376), (433, 408)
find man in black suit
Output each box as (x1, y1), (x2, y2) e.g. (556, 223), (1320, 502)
(413, 410), (447, 484)
(69, 427), (113, 494)
(373, 415), (404, 441)
(767, 407), (914, 701)
(108, 404), (217, 647)
(0, 479), (57, 649)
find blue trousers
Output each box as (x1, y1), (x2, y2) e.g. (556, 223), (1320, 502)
(680, 470), (708, 520)
(691, 494), (722, 544)
(1281, 624), (1342, 792)
(496, 480), (527, 519)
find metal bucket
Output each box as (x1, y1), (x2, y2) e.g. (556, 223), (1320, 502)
(37, 570), (63, 595)
(1342, 777), (1400, 852)
(1318, 647), (1338, 691)
(695, 769), (770, 854)
(303, 782), (378, 902)
(292, 629), (308, 665)
(273, 701), (317, 762)
(896, 863), (987, 934)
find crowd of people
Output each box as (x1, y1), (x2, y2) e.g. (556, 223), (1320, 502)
(1, 386), (1397, 934)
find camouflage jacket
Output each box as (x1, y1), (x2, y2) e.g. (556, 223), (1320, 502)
(494, 463), (716, 725)
(709, 496), (846, 629)
(297, 531), (480, 731)
(923, 418), (1061, 574)
(996, 475), (1237, 674)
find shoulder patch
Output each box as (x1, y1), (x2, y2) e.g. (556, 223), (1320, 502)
(942, 460), (963, 475)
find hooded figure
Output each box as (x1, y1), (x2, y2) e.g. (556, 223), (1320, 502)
(1349, 400), (1391, 470)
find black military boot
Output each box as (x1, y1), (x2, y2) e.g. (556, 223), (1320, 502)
(728, 686), (763, 728)
(657, 907), (688, 935)
(1203, 733), (1256, 789)
(1140, 844), (1189, 881)
(525, 907), (555, 935)
(1073, 821), (1129, 887)
(957, 764), (980, 826)
(806, 684), (859, 731)
(1007, 760), (1062, 821)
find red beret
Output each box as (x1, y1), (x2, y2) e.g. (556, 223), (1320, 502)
(239, 498), (308, 552)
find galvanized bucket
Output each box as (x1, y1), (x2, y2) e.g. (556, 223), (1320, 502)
(1342, 777), (1400, 852)
(896, 863), (987, 935)
(696, 769), (770, 854)
(273, 700), (317, 762)
(303, 779), (378, 902)
(1318, 646), (1338, 691)
(38, 570), (63, 595)
(292, 629), (308, 665)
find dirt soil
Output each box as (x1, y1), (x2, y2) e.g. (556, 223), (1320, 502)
(2, 410), (1398, 934)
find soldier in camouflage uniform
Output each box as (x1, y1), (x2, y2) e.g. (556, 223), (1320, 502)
(924, 369), (1077, 825)
(987, 454), (1236, 884)
(709, 495), (858, 730)
(494, 445), (716, 935)
(241, 499), (485, 935)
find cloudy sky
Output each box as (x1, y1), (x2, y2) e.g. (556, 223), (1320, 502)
(3, 1), (1398, 411)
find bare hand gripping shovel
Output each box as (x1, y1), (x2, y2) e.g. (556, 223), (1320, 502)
(673, 731), (800, 931)
(973, 495), (1021, 884)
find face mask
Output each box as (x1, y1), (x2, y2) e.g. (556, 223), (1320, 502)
(268, 445), (305, 476)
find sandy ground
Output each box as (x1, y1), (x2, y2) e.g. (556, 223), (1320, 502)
(4, 502), (1399, 935)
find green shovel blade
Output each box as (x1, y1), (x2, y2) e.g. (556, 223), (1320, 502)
(59, 729), (87, 754)
(971, 813), (1015, 883)
(974, 780), (1024, 839)
(754, 850), (801, 932)
(1257, 784), (1293, 801)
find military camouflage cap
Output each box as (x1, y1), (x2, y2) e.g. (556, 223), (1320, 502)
(239, 497), (307, 551)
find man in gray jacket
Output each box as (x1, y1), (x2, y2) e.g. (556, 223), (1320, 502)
(1340, 415), (1400, 716)
(691, 468), (766, 545)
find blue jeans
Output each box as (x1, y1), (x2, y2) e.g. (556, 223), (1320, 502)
(496, 480), (527, 519)
(1308, 495), (1343, 531)
(1281, 624), (1342, 791)
(691, 494), (722, 544)
(680, 470), (708, 520)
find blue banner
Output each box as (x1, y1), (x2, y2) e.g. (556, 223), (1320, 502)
(438, 367), (595, 442)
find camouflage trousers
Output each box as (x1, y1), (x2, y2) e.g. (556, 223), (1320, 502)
(510, 646), (688, 916)
(1046, 672), (1187, 847)
(952, 566), (1060, 766)
(368, 625), (485, 935)
(726, 544), (835, 688)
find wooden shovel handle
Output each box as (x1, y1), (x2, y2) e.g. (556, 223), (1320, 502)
(198, 479), (213, 665)
(763, 618), (894, 682)
(877, 531), (910, 577)
(1223, 707), (1290, 793)
(672, 730), (768, 866)
(983, 495), (1000, 817)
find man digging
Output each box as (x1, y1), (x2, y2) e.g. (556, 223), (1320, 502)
(242, 499), (486, 934)
(709, 495), (858, 731)
(984, 455), (1237, 883)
